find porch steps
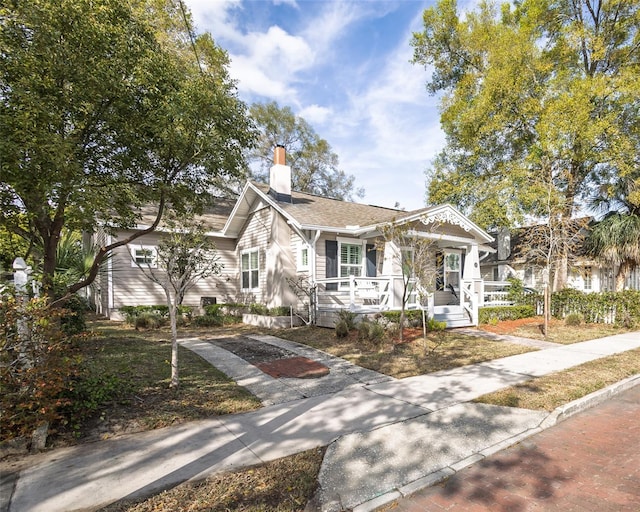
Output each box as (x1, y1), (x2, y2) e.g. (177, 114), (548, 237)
(433, 306), (473, 329)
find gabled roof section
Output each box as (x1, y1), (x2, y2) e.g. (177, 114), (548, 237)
(130, 198), (236, 233)
(393, 204), (494, 244)
(223, 182), (493, 244)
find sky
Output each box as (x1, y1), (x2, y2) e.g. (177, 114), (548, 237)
(184, 0), (444, 211)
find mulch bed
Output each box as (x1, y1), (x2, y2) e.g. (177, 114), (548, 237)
(256, 356), (330, 379)
(213, 337), (330, 379)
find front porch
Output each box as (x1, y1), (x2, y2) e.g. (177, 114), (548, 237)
(314, 275), (482, 329)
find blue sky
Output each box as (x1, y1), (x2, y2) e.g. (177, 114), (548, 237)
(185, 0), (443, 211)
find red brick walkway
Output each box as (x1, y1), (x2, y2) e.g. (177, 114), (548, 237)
(385, 385), (640, 512)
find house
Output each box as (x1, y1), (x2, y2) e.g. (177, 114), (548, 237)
(480, 225), (640, 294)
(92, 147), (496, 328)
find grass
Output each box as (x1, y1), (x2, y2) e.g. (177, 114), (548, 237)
(100, 447), (324, 512)
(479, 316), (632, 344)
(51, 316), (637, 511)
(475, 348), (640, 411)
(57, 319), (261, 444)
(267, 326), (536, 378)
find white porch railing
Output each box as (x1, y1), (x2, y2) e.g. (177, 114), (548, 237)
(315, 275), (423, 311)
(481, 281), (513, 306)
(460, 280), (479, 325)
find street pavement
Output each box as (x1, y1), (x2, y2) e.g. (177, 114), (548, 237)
(1, 331), (639, 512)
(384, 384), (640, 512)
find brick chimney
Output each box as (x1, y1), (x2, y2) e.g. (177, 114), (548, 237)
(269, 145), (292, 202)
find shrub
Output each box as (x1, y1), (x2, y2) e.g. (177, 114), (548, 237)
(60, 295), (89, 335)
(249, 303), (269, 316)
(335, 319), (350, 338)
(269, 306), (291, 317)
(564, 312), (584, 326)
(336, 310), (358, 331)
(380, 310), (423, 327)
(134, 311), (165, 330)
(425, 318), (447, 332)
(551, 289), (640, 324)
(204, 304), (223, 317)
(0, 290), (84, 442)
(357, 320), (386, 345)
(61, 371), (126, 434)
(479, 305), (535, 324)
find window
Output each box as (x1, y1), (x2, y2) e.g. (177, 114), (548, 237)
(298, 245), (310, 271)
(241, 249), (259, 290)
(340, 243), (362, 282)
(583, 267), (592, 290)
(130, 246), (157, 268)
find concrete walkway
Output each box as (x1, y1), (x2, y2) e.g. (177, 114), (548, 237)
(2, 331), (639, 512)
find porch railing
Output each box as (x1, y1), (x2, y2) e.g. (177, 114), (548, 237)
(315, 275), (423, 311)
(481, 281), (513, 306)
(460, 280), (479, 325)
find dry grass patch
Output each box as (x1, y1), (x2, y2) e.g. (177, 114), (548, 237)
(475, 348), (640, 411)
(479, 316), (631, 344)
(266, 326), (536, 378)
(56, 320), (261, 445)
(100, 447), (324, 512)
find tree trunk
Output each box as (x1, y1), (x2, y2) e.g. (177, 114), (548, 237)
(615, 260), (631, 292)
(166, 288), (179, 389)
(553, 250), (569, 291)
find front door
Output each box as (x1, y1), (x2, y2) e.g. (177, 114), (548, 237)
(444, 250), (461, 291)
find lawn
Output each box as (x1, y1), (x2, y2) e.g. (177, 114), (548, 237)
(268, 326), (536, 378)
(475, 347), (640, 411)
(60, 317), (638, 512)
(56, 320), (261, 445)
(478, 316), (631, 344)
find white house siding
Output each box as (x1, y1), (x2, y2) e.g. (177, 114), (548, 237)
(107, 231), (238, 317)
(89, 227), (111, 316)
(264, 209), (298, 308)
(235, 206), (271, 305)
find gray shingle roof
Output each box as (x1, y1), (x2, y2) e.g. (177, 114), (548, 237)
(252, 182), (428, 230)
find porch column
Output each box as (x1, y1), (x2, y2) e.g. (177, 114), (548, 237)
(463, 244), (481, 280)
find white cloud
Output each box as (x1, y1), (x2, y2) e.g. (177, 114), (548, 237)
(183, 0), (444, 210)
(273, 0), (299, 7)
(298, 104), (333, 124)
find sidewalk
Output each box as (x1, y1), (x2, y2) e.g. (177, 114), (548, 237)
(386, 384), (640, 511)
(2, 332), (639, 512)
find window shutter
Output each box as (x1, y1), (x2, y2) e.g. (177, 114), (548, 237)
(326, 240), (338, 291)
(366, 244), (377, 277)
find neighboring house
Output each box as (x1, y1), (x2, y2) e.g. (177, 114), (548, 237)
(92, 147), (495, 328)
(480, 226), (640, 293)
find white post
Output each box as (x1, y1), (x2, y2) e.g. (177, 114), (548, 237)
(13, 257), (32, 367)
(349, 274), (356, 308)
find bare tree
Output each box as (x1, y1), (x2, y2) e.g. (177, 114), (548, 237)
(517, 181), (587, 335)
(377, 221), (440, 344)
(133, 215), (222, 388)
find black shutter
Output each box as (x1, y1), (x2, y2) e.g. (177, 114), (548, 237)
(326, 240), (338, 291)
(435, 251), (444, 291)
(366, 244), (377, 277)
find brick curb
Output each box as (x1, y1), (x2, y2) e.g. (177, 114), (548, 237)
(350, 373), (640, 512)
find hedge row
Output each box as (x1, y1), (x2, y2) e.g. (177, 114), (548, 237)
(485, 289), (640, 325)
(479, 305), (536, 324)
(550, 289), (640, 325)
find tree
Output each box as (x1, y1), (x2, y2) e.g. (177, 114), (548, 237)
(586, 172), (640, 291)
(376, 220), (439, 344)
(0, 0), (254, 301)
(133, 214), (222, 388)
(249, 101), (364, 201)
(412, 0), (640, 288)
